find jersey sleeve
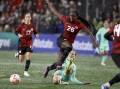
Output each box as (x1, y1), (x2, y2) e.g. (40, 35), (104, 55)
(104, 28), (114, 41)
(78, 22), (87, 30)
(15, 24), (22, 35)
(59, 15), (68, 23)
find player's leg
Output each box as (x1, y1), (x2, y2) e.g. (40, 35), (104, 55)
(44, 36), (62, 77)
(44, 37), (72, 77)
(101, 74), (120, 89)
(44, 46), (72, 78)
(19, 55), (25, 62)
(55, 40), (72, 68)
(99, 46), (108, 66)
(101, 54), (108, 66)
(18, 47), (25, 62)
(44, 48), (64, 78)
(15, 39), (20, 58)
(24, 47), (32, 77)
(101, 46), (109, 66)
(101, 54), (120, 89)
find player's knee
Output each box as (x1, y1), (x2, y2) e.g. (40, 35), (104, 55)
(19, 55), (24, 62)
(25, 52), (32, 60)
(61, 47), (72, 60)
(64, 47), (72, 55)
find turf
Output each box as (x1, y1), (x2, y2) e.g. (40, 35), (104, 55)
(0, 51), (120, 89)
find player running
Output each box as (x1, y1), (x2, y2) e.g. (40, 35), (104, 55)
(15, 12), (38, 77)
(96, 20), (110, 66)
(44, 0), (97, 78)
(53, 50), (85, 85)
(101, 20), (120, 89)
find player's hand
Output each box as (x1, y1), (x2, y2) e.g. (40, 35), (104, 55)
(18, 34), (23, 38)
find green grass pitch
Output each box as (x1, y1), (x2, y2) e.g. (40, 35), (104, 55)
(0, 51), (120, 89)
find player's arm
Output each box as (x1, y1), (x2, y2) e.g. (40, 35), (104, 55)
(79, 22), (98, 48)
(104, 29), (114, 41)
(95, 29), (100, 43)
(32, 25), (39, 38)
(46, 0), (62, 18)
(84, 28), (98, 48)
(15, 24), (23, 38)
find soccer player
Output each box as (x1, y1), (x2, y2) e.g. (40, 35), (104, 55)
(15, 13), (38, 77)
(96, 20), (110, 66)
(44, 0), (97, 78)
(53, 50), (83, 85)
(101, 21), (120, 89)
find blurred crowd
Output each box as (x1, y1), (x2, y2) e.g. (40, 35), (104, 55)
(0, 0), (119, 33)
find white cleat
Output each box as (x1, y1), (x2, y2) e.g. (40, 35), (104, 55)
(101, 62), (106, 66)
(24, 71), (30, 77)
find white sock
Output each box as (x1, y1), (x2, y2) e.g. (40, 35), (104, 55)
(104, 82), (110, 87)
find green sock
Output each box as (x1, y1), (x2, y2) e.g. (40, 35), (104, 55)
(101, 56), (108, 63)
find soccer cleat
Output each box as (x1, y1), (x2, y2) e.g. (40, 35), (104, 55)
(24, 71), (30, 77)
(101, 84), (109, 89)
(101, 62), (106, 66)
(60, 81), (69, 85)
(44, 66), (50, 78)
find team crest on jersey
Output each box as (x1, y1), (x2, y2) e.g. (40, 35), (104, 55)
(114, 24), (120, 37)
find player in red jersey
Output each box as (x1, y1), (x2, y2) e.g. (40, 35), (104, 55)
(16, 13), (38, 77)
(101, 20), (120, 89)
(44, 0), (97, 78)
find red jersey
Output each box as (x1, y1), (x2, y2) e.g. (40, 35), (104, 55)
(16, 23), (37, 48)
(59, 16), (87, 43)
(107, 24), (120, 54)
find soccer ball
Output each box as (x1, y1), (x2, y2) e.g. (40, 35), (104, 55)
(52, 75), (61, 85)
(9, 74), (21, 85)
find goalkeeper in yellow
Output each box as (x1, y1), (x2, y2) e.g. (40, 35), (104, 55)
(52, 50), (87, 85)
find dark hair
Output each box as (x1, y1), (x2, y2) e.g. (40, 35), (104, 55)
(69, 11), (79, 18)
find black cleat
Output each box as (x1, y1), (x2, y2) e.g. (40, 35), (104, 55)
(43, 66), (50, 78)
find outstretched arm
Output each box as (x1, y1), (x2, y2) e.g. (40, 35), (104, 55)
(84, 28), (98, 48)
(104, 30), (114, 41)
(46, 0), (62, 18)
